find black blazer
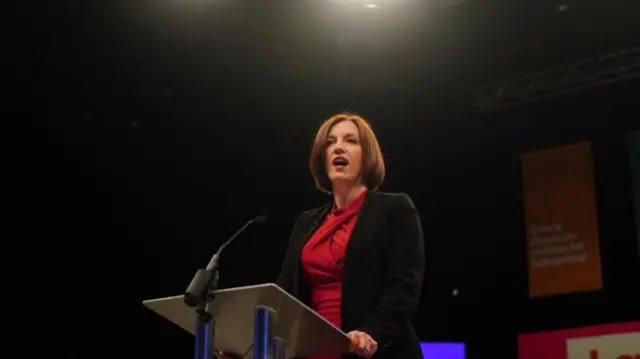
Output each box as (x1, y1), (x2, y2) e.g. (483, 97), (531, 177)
(276, 191), (425, 359)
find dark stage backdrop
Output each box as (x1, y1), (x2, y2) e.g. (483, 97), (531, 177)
(132, 79), (640, 359)
(628, 130), (640, 258)
(21, 2), (640, 359)
(27, 80), (639, 359)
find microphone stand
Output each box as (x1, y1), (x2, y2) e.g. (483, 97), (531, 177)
(184, 216), (268, 359)
(192, 262), (219, 359)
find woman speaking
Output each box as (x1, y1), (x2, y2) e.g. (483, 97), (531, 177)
(276, 112), (425, 359)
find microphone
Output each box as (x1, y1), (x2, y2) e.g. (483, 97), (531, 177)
(184, 215), (268, 308)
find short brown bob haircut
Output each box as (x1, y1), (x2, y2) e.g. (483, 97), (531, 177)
(309, 112), (386, 193)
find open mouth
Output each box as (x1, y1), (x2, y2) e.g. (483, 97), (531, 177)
(332, 157), (349, 167)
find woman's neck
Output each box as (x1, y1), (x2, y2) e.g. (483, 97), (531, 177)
(332, 184), (367, 209)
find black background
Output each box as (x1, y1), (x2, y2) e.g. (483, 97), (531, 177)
(17, 0), (640, 358)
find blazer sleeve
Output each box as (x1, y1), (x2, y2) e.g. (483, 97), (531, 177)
(275, 213), (305, 293)
(359, 193), (425, 346)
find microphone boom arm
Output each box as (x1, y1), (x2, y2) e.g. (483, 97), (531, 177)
(184, 214), (268, 359)
(184, 215), (267, 308)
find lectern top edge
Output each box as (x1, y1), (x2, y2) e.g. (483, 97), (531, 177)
(213, 282), (278, 294)
(141, 283), (278, 305)
(142, 294), (182, 305)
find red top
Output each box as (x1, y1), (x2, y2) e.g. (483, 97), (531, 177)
(301, 190), (367, 359)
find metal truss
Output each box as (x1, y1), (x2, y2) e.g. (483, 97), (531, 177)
(471, 46), (640, 114)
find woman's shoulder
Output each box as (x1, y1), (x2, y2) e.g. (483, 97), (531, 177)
(371, 191), (416, 210)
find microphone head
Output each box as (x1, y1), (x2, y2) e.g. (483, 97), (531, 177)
(252, 215), (268, 224)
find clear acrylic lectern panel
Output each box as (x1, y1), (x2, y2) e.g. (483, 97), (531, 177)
(143, 283), (350, 358)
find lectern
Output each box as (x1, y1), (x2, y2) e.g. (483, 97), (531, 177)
(143, 283), (351, 359)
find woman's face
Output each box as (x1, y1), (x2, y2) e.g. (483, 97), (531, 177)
(325, 120), (363, 186)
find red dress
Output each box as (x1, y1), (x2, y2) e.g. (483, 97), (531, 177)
(300, 190), (367, 359)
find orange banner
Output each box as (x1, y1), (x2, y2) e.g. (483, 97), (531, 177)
(521, 141), (602, 297)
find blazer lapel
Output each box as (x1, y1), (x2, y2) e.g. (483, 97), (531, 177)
(340, 191), (378, 331)
(300, 203), (331, 248)
(344, 191), (378, 261)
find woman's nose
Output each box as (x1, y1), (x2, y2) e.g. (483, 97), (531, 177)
(333, 145), (346, 154)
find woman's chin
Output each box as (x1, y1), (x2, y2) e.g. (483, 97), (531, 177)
(329, 174), (355, 184)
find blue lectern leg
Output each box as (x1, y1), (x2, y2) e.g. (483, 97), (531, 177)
(195, 314), (213, 359)
(273, 336), (286, 359)
(253, 306), (274, 359)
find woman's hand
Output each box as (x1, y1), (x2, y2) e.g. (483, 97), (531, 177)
(346, 330), (378, 358)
